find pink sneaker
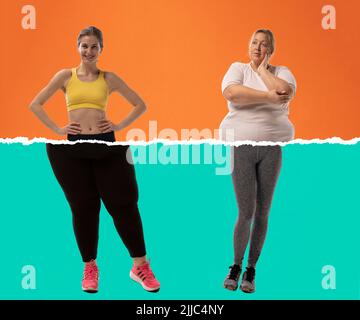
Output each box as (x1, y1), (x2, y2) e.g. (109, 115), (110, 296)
(130, 261), (160, 292)
(82, 260), (99, 293)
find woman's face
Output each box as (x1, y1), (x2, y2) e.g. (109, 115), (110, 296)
(249, 32), (270, 64)
(78, 35), (101, 64)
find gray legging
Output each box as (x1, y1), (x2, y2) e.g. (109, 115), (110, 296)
(232, 145), (282, 268)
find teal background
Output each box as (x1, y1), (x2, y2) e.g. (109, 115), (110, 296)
(0, 143), (359, 300)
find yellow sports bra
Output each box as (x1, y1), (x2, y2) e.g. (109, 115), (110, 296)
(65, 68), (109, 112)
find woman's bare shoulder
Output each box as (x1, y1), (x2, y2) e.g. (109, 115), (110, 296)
(103, 71), (126, 91)
(53, 68), (72, 79)
(103, 71), (123, 81)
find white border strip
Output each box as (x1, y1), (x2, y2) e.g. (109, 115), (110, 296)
(0, 137), (359, 146)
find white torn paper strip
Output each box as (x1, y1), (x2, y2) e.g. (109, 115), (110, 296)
(0, 137), (359, 146)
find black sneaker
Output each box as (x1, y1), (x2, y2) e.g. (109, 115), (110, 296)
(240, 267), (256, 293)
(223, 264), (241, 291)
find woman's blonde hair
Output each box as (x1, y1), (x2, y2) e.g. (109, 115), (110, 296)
(250, 29), (275, 55)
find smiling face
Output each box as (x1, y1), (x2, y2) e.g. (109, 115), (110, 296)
(78, 35), (101, 64)
(249, 32), (271, 65)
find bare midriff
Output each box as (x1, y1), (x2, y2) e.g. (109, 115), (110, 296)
(68, 108), (107, 134)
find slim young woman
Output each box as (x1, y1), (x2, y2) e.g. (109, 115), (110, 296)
(221, 29), (296, 293)
(29, 26), (160, 293)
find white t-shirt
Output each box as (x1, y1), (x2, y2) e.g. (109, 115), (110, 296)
(220, 62), (297, 142)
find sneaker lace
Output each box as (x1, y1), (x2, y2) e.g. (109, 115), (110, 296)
(227, 265), (241, 280)
(245, 267), (255, 282)
(139, 263), (155, 280)
(83, 264), (98, 280)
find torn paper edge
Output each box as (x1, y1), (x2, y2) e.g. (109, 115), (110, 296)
(0, 137), (359, 146)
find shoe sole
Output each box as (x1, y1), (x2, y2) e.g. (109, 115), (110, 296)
(223, 284), (238, 291)
(130, 271), (160, 293)
(240, 285), (255, 293)
(82, 276), (99, 293)
(82, 288), (98, 293)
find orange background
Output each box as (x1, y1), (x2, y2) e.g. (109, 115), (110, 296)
(1, 0), (359, 140)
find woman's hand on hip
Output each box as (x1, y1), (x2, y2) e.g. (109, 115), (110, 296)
(56, 122), (82, 135)
(267, 89), (290, 104)
(97, 119), (119, 133)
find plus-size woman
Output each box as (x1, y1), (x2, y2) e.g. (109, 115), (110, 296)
(221, 29), (296, 293)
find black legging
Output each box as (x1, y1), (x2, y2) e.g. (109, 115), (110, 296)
(46, 131), (146, 262)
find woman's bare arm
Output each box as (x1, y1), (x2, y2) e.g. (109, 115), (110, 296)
(258, 68), (294, 97)
(223, 85), (290, 105)
(29, 69), (81, 135)
(99, 72), (147, 132)
(257, 55), (294, 97)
